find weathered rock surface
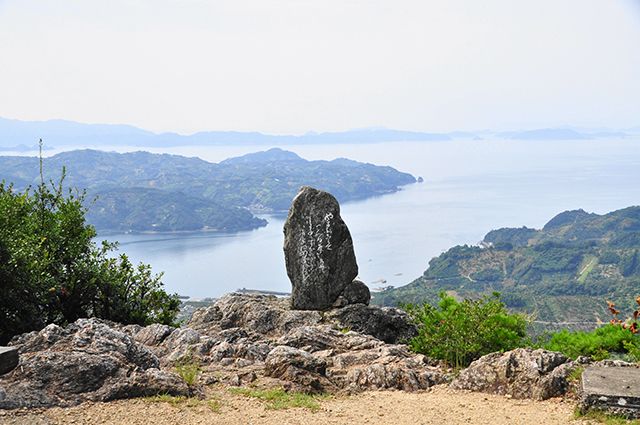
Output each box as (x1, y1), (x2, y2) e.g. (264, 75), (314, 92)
(189, 293), (323, 336)
(0, 319), (190, 409)
(451, 348), (576, 400)
(183, 294), (445, 393)
(0, 347), (19, 375)
(265, 345), (331, 393)
(310, 326), (442, 392)
(283, 186), (359, 310)
(129, 323), (174, 346)
(579, 364), (640, 419)
(0, 294), (445, 408)
(324, 303), (417, 344)
(333, 279), (371, 307)
(188, 293), (414, 345)
(268, 325), (445, 393)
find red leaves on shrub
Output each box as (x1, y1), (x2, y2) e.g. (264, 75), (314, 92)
(608, 298), (639, 334)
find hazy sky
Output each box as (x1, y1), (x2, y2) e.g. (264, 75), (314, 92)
(1, 0), (639, 134)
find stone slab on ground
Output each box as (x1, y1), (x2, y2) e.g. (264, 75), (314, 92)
(0, 347), (19, 375)
(580, 366), (640, 418)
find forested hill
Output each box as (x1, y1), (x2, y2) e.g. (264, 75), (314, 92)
(0, 148), (415, 233)
(373, 206), (640, 323)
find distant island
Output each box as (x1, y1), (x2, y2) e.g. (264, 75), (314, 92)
(0, 116), (635, 148)
(0, 117), (450, 147)
(0, 148), (415, 233)
(373, 206), (640, 325)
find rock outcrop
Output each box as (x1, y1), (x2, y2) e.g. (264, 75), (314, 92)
(324, 303), (417, 344)
(0, 319), (190, 409)
(275, 325), (444, 392)
(188, 293), (414, 344)
(283, 186), (361, 310)
(2, 294), (592, 409)
(450, 348), (576, 400)
(264, 345), (330, 393)
(158, 294), (444, 394)
(189, 293), (322, 336)
(332, 279), (371, 307)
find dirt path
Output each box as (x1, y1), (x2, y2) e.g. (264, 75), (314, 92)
(1, 385), (588, 425)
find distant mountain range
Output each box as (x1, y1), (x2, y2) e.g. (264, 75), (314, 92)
(495, 128), (628, 140)
(373, 206), (640, 326)
(0, 117), (636, 148)
(0, 148), (415, 233)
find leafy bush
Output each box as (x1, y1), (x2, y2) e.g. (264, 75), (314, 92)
(404, 292), (529, 368)
(542, 297), (640, 361)
(0, 147), (179, 343)
(542, 325), (640, 361)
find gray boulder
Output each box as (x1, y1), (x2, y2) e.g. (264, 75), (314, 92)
(273, 325), (445, 393)
(182, 295), (447, 394)
(277, 325), (383, 353)
(264, 345), (331, 393)
(283, 186), (359, 310)
(324, 303), (417, 344)
(188, 293), (414, 345)
(333, 279), (371, 307)
(451, 348), (576, 400)
(188, 293), (322, 337)
(130, 323), (174, 346)
(0, 319), (190, 409)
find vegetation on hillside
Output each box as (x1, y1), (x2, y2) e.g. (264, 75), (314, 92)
(0, 151), (179, 343)
(405, 292), (528, 368)
(0, 148), (415, 233)
(375, 206), (640, 323)
(86, 187), (266, 233)
(540, 298), (640, 361)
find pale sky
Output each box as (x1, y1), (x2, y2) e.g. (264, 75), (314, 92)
(1, 0), (639, 134)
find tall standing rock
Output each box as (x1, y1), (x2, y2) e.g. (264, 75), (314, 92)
(284, 186), (359, 310)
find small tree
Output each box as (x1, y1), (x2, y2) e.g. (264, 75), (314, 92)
(0, 141), (179, 343)
(404, 292), (528, 368)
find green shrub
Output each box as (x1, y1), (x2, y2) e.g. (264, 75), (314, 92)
(404, 292), (529, 368)
(0, 143), (179, 343)
(542, 325), (640, 361)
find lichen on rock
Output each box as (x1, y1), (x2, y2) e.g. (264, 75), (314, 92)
(0, 318), (190, 409)
(450, 348), (576, 400)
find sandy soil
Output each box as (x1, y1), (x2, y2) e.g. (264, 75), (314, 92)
(0, 385), (591, 425)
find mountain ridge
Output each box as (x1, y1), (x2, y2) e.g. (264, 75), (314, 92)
(0, 117), (634, 148)
(0, 148), (415, 233)
(373, 206), (640, 324)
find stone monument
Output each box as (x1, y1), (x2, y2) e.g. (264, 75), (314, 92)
(283, 186), (369, 310)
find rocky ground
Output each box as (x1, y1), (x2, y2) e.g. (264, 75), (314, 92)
(0, 293), (635, 422)
(1, 385), (583, 425)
